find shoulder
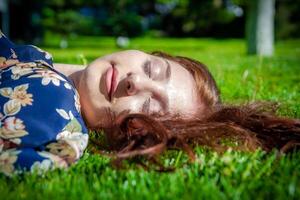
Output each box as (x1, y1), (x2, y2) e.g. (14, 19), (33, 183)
(1, 62), (76, 102)
(0, 62), (87, 147)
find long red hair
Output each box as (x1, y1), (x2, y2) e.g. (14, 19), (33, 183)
(91, 52), (300, 168)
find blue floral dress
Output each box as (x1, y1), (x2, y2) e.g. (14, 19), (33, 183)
(0, 31), (88, 176)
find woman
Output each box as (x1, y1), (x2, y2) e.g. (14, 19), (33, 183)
(0, 31), (299, 175)
(54, 49), (218, 129)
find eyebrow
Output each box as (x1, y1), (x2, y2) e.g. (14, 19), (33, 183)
(141, 98), (169, 115)
(164, 59), (171, 80)
(143, 58), (171, 81)
(141, 58), (170, 114)
(142, 60), (151, 76)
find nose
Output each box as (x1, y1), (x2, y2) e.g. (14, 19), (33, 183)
(126, 78), (137, 96)
(125, 72), (149, 96)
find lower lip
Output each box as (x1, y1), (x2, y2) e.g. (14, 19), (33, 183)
(105, 65), (118, 100)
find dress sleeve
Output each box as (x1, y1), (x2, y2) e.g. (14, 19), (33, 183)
(0, 147), (67, 176)
(0, 128), (88, 176)
(1, 35), (89, 176)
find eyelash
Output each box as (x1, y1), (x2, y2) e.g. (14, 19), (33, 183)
(144, 61), (152, 78)
(142, 98), (151, 113)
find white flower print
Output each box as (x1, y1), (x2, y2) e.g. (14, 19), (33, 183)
(56, 130), (87, 142)
(56, 130), (77, 140)
(15, 62), (37, 68)
(31, 45), (53, 60)
(0, 116), (28, 139)
(54, 107), (87, 160)
(58, 133), (88, 159)
(37, 151), (68, 168)
(0, 138), (3, 152)
(35, 60), (52, 69)
(0, 85), (33, 120)
(0, 57), (19, 69)
(3, 99), (21, 116)
(0, 87), (12, 98)
(64, 82), (72, 90)
(28, 69), (66, 86)
(0, 138), (21, 153)
(0, 49), (18, 70)
(0, 84), (33, 106)
(30, 159), (53, 174)
(10, 49), (17, 59)
(45, 52), (52, 60)
(74, 91), (81, 113)
(0, 57), (6, 67)
(11, 65), (34, 80)
(0, 149), (21, 176)
(9, 138), (21, 145)
(56, 109), (74, 120)
(46, 140), (79, 164)
(10, 84), (33, 106)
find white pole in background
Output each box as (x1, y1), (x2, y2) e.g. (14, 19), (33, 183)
(247, 0), (275, 56)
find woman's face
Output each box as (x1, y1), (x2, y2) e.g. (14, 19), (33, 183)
(79, 50), (199, 128)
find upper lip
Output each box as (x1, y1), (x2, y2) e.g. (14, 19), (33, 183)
(107, 64), (118, 101)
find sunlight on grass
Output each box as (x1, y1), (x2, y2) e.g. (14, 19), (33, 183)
(1, 37), (299, 200)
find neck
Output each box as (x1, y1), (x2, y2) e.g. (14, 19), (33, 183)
(53, 63), (85, 90)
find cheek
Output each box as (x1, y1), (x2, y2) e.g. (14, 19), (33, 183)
(112, 96), (143, 114)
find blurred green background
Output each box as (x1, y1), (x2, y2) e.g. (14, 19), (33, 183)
(1, 0), (299, 42)
(1, 1), (300, 199)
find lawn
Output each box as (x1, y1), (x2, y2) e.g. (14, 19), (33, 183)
(1, 36), (300, 200)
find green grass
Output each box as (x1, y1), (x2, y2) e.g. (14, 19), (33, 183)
(1, 36), (300, 200)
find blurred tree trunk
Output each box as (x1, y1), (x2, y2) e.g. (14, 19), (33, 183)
(0, 0), (9, 37)
(246, 0), (275, 56)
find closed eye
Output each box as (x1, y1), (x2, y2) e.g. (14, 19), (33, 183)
(143, 60), (151, 78)
(141, 97), (151, 113)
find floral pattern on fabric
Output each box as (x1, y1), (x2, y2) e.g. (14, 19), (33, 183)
(30, 151), (68, 174)
(0, 149), (21, 176)
(0, 32), (88, 176)
(0, 49), (19, 70)
(29, 69), (67, 86)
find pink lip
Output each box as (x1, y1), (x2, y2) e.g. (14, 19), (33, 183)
(105, 64), (118, 101)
